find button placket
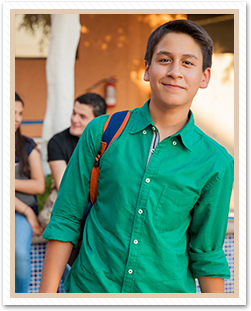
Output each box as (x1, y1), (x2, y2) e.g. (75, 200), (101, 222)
(122, 144), (158, 292)
(122, 192), (146, 292)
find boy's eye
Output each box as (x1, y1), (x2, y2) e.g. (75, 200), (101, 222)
(159, 58), (171, 63)
(183, 60), (194, 66)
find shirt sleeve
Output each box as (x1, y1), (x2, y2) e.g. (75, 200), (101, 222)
(188, 156), (234, 279)
(43, 115), (108, 247)
(47, 135), (65, 162)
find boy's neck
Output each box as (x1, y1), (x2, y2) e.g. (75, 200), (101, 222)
(149, 100), (190, 141)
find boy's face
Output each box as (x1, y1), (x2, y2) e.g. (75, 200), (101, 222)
(144, 32), (211, 111)
(69, 101), (95, 138)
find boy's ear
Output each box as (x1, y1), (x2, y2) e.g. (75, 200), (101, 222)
(143, 61), (150, 82)
(199, 68), (211, 89)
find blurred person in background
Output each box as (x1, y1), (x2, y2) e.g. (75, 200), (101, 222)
(47, 93), (107, 192)
(15, 92), (45, 293)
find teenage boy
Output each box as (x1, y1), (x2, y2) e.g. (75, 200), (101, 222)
(40, 19), (234, 293)
(47, 92), (107, 191)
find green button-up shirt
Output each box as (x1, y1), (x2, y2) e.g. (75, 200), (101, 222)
(43, 100), (234, 293)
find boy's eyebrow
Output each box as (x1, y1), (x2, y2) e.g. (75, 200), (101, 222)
(183, 53), (198, 60)
(156, 50), (198, 60)
(156, 51), (172, 56)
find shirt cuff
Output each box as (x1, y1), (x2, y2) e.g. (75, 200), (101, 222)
(188, 247), (231, 279)
(42, 215), (81, 247)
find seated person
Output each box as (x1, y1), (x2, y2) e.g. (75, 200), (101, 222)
(48, 92), (107, 191)
(15, 92), (45, 293)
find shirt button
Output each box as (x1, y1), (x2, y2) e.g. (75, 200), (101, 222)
(172, 141), (177, 145)
(152, 126), (156, 131)
(128, 269), (133, 274)
(146, 178), (150, 183)
(138, 209), (143, 214)
(142, 130), (147, 134)
(134, 239), (139, 244)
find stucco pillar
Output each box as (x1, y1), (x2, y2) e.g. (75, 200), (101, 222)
(41, 14), (81, 175)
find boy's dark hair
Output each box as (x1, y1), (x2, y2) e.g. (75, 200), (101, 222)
(144, 19), (214, 71)
(75, 93), (107, 117)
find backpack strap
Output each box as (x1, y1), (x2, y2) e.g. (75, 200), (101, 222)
(68, 110), (130, 265)
(86, 110), (130, 215)
(102, 110), (131, 150)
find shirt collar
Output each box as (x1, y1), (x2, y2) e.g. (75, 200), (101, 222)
(172, 110), (195, 152)
(130, 99), (195, 151)
(130, 99), (154, 134)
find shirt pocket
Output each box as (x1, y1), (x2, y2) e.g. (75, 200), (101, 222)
(153, 186), (198, 233)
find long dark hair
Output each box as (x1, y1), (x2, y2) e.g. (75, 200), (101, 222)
(15, 92), (36, 177)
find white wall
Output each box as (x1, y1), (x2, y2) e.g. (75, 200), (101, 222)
(192, 53), (234, 158)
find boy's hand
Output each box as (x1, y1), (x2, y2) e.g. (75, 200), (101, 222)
(198, 276), (225, 293)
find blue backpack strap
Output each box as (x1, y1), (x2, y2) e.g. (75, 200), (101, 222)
(83, 110), (130, 220)
(102, 110), (131, 151)
(69, 110), (131, 265)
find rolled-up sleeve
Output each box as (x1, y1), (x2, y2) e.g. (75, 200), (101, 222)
(188, 157), (234, 279)
(43, 115), (108, 247)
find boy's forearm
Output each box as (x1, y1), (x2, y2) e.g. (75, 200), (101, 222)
(49, 160), (67, 191)
(198, 276), (224, 293)
(39, 240), (73, 293)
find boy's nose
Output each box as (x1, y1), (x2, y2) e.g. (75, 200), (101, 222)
(167, 62), (183, 79)
(71, 114), (78, 123)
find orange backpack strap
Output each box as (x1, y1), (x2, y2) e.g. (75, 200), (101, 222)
(88, 110), (130, 210)
(68, 110), (130, 266)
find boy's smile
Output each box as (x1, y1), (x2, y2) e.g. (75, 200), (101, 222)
(144, 32), (211, 112)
